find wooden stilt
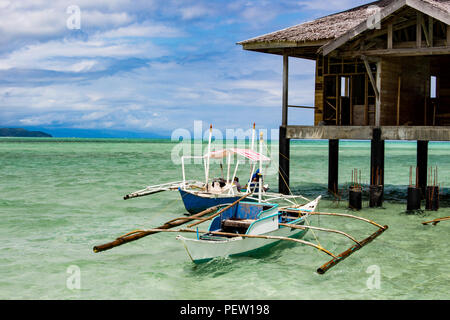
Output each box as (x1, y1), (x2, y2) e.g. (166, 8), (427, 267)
(417, 140), (428, 197)
(279, 52), (290, 195)
(279, 126), (290, 195)
(397, 76), (401, 126)
(328, 139), (339, 195)
(370, 128), (384, 207)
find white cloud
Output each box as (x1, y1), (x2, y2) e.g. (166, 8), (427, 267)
(178, 5), (214, 20)
(297, 0), (369, 12)
(99, 22), (184, 38)
(0, 38), (167, 71)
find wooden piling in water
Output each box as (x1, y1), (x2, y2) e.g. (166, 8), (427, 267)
(279, 125), (290, 195)
(407, 166), (422, 211)
(370, 128), (385, 207)
(349, 168), (362, 210)
(328, 139), (339, 195)
(417, 140), (429, 197)
(425, 166), (440, 211)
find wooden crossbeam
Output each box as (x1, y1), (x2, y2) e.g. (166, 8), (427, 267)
(343, 46), (450, 58)
(288, 105), (316, 110)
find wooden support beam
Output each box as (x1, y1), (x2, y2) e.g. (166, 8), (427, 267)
(421, 18), (430, 46)
(447, 25), (450, 46)
(388, 23), (393, 49)
(397, 77), (401, 126)
(282, 53), (289, 127)
(365, 19), (418, 42)
(417, 13), (422, 48)
(429, 17), (434, 47)
(343, 46), (450, 58)
(376, 61), (381, 127)
(336, 75), (340, 125)
(362, 56), (379, 101)
(288, 105), (315, 110)
(279, 126), (290, 195)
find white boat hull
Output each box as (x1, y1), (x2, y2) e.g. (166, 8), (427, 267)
(176, 224), (307, 263)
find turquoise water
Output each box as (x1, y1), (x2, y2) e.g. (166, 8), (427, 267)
(0, 138), (449, 300)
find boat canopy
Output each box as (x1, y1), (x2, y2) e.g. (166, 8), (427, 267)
(206, 148), (270, 162)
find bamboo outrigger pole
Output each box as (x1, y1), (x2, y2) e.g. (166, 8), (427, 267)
(317, 225), (388, 274)
(308, 211), (386, 230)
(93, 205), (220, 253)
(93, 193), (252, 253)
(279, 223), (361, 245)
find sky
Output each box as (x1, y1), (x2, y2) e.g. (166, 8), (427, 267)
(0, 0), (371, 138)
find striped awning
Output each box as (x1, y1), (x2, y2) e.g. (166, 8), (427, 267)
(207, 148), (270, 162)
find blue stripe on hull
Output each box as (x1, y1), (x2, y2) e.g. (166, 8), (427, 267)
(179, 188), (242, 214)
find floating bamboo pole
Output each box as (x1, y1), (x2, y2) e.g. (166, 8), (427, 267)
(422, 216), (450, 226)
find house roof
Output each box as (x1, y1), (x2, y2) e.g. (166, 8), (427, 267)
(238, 0), (450, 56)
(238, 0), (393, 44)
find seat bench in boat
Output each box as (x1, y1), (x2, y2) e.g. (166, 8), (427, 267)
(219, 218), (256, 235)
(221, 219), (255, 229)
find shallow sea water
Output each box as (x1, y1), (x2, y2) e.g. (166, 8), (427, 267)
(0, 138), (449, 300)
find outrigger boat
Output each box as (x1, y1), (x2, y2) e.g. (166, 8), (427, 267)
(124, 124), (309, 214)
(176, 196), (322, 264)
(94, 193), (388, 274)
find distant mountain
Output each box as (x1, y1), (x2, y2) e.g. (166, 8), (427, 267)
(0, 128), (52, 137)
(40, 128), (169, 139)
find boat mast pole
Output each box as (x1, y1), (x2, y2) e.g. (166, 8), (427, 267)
(227, 152), (231, 184)
(181, 156), (186, 188)
(205, 124), (212, 191)
(247, 123), (256, 193)
(251, 122), (255, 150)
(259, 131), (263, 202)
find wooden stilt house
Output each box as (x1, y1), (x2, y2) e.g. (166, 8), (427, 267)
(239, 0), (450, 197)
